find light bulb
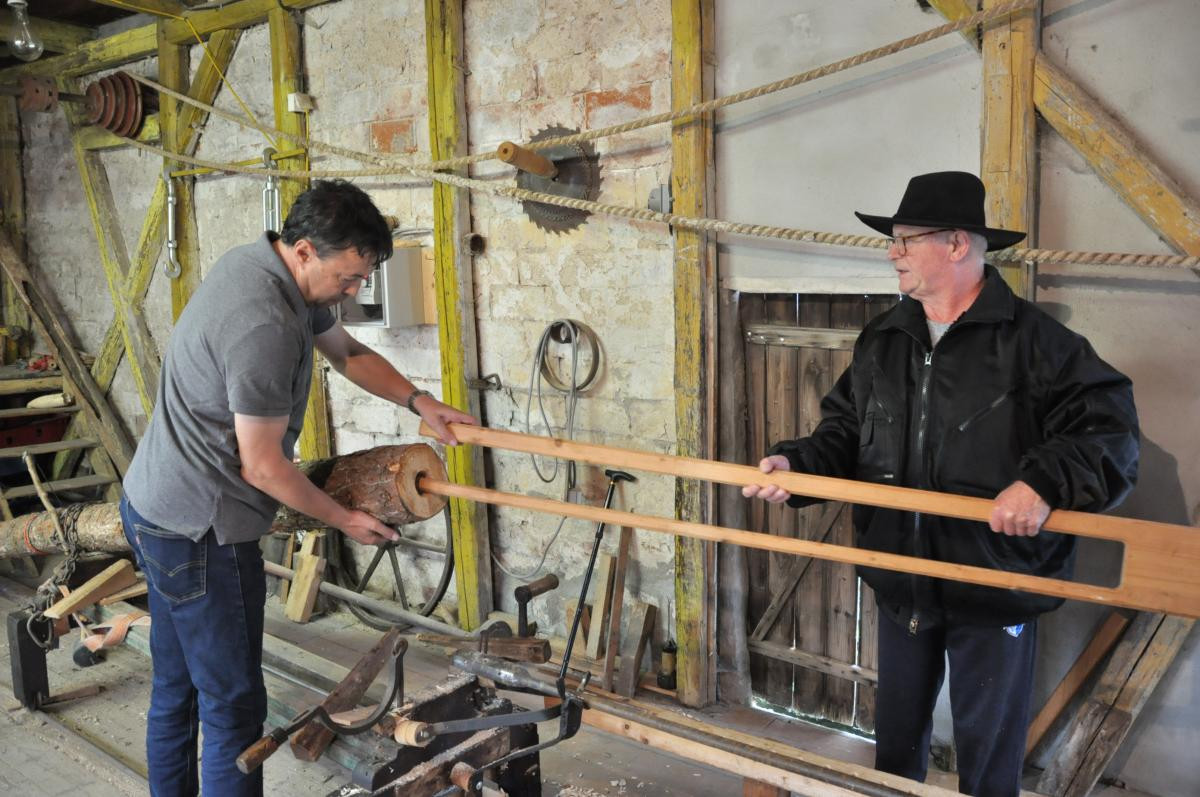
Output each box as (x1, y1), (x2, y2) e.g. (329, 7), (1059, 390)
(6, 0), (44, 62)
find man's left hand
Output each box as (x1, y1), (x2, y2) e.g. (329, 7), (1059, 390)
(990, 481), (1051, 537)
(414, 395), (477, 445)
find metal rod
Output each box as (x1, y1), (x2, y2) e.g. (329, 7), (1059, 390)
(263, 559), (470, 638)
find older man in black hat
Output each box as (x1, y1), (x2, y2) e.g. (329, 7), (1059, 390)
(744, 172), (1139, 796)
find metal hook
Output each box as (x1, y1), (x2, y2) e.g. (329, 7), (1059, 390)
(162, 167), (182, 279)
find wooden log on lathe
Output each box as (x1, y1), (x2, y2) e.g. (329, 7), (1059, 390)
(0, 444), (447, 559)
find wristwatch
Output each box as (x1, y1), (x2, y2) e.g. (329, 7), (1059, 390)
(405, 389), (433, 414)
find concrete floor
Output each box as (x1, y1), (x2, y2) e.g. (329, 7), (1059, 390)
(0, 574), (1160, 796)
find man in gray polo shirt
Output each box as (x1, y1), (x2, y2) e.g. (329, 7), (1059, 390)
(120, 180), (474, 796)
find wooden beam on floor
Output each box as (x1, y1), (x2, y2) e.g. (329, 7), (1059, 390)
(980, 0), (1040, 297)
(670, 0), (717, 710)
(1035, 613), (1194, 796)
(425, 0), (492, 631)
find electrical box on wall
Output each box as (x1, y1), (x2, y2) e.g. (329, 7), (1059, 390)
(337, 242), (434, 328)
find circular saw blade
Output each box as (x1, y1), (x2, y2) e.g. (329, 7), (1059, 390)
(516, 125), (602, 235)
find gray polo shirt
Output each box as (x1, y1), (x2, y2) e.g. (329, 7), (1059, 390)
(123, 233), (335, 544)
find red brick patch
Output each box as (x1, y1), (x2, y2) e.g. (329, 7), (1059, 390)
(583, 84), (652, 128)
(369, 118), (416, 154)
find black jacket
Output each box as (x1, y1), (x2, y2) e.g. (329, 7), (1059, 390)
(770, 266), (1139, 627)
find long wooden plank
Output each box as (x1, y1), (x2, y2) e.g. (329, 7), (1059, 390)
(0, 437), (96, 459)
(671, 0), (717, 710)
(413, 430), (1200, 619)
(0, 405), (81, 419)
(602, 526), (634, 691)
(795, 295), (830, 714)
(0, 375), (61, 394)
(763, 296), (797, 710)
(425, 0), (491, 631)
(3, 473), (116, 500)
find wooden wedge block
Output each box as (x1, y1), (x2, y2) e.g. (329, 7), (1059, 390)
(99, 575), (148, 605)
(615, 601), (656, 698)
(284, 552), (326, 623)
(44, 559), (137, 620)
(585, 553), (615, 660)
(278, 532), (296, 603)
(564, 598), (591, 645)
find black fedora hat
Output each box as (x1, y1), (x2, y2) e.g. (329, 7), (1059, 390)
(854, 171), (1026, 252)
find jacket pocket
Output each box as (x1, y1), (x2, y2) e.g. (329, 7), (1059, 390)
(858, 394), (899, 483)
(135, 523), (207, 605)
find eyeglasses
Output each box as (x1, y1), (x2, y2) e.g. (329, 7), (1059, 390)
(884, 228), (955, 256)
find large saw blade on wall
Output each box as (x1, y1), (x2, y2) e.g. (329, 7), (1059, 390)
(516, 125), (602, 235)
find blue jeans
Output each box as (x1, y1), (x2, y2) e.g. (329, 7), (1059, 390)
(121, 497), (267, 797)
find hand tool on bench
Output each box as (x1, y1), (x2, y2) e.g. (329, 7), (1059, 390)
(514, 572), (558, 637)
(399, 468), (636, 795)
(236, 633), (407, 773)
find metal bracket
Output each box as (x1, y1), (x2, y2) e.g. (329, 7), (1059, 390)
(467, 373), (503, 392)
(162, 168), (182, 279)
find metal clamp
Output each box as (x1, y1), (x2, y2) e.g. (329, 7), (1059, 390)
(262, 147), (281, 233)
(162, 168), (182, 279)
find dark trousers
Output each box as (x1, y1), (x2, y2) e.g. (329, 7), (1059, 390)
(875, 610), (1037, 797)
(121, 497), (268, 797)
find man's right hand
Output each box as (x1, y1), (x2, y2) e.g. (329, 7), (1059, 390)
(741, 455), (793, 504)
(338, 509), (401, 546)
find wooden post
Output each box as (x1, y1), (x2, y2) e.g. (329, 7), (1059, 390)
(269, 6), (331, 463)
(425, 0), (492, 630)
(670, 0), (717, 709)
(585, 553), (615, 661)
(981, 0), (1040, 298)
(157, 22), (201, 320)
(0, 96), (30, 363)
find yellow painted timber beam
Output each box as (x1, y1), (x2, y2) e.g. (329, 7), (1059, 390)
(925, 0), (980, 50)
(0, 97), (30, 361)
(62, 88), (162, 416)
(670, 0), (717, 708)
(0, 9), (97, 53)
(981, 0), (1040, 297)
(268, 7), (330, 461)
(929, 1), (1200, 256)
(77, 113), (161, 151)
(89, 0), (187, 16)
(1033, 54), (1200, 255)
(426, 0), (492, 631)
(0, 0), (331, 81)
(53, 29), (242, 480)
(158, 22), (199, 320)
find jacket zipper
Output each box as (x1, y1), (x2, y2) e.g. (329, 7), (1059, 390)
(909, 349), (935, 634)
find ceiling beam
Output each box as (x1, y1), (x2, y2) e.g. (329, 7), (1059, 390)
(0, 9), (97, 53)
(0, 0), (332, 80)
(87, 0), (187, 15)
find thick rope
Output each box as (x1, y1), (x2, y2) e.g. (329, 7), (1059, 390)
(121, 135), (1200, 269)
(132, 0), (1032, 175)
